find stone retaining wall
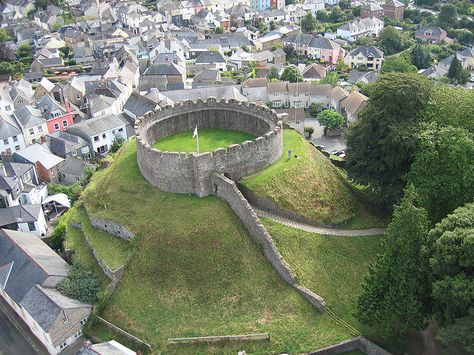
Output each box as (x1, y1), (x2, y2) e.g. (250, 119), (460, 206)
(308, 336), (391, 355)
(135, 99), (283, 197)
(88, 215), (134, 241)
(211, 173), (325, 312)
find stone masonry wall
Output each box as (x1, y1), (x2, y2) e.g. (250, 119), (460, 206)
(135, 99), (283, 197)
(211, 173), (326, 312)
(308, 336), (392, 355)
(88, 215), (135, 241)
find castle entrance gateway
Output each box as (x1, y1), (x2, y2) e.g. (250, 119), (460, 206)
(135, 98), (283, 197)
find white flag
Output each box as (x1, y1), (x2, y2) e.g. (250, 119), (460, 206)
(192, 126), (198, 138)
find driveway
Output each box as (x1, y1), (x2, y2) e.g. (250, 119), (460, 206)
(304, 117), (347, 152)
(0, 306), (38, 355)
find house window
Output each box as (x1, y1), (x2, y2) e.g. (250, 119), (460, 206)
(118, 128), (123, 132)
(54, 123), (60, 131)
(94, 136), (99, 142)
(13, 135), (18, 142)
(27, 222), (36, 231)
(38, 126), (43, 133)
(2, 138), (8, 145)
(15, 145), (20, 151)
(80, 317), (87, 325)
(102, 133), (106, 139)
(59, 342), (67, 350)
(71, 150), (77, 156)
(76, 94), (81, 100)
(29, 128), (34, 135)
(62, 120), (68, 128)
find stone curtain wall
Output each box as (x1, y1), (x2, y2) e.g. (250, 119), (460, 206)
(88, 215), (135, 241)
(211, 173), (326, 312)
(135, 99), (283, 197)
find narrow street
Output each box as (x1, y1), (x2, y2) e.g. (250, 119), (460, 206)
(0, 307), (38, 355)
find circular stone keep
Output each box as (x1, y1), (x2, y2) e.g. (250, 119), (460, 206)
(135, 99), (283, 197)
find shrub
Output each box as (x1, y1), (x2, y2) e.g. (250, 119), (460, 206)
(49, 182), (83, 203)
(58, 261), (101, 304)
(304, 126), (315, 136)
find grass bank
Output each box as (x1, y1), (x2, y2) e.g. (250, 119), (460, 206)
(241, 130), (387, 229)
(80, 140), (354, 353)
(153, 128), (255, 153)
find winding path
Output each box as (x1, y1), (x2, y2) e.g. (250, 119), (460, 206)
(253, 207), (386, 237)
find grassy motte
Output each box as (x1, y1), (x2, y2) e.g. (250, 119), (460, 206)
(80, 140), (353, 353)
(263, 219), (382, 329)
(153, 128), (255, 153)
(241, 130), (387, 229)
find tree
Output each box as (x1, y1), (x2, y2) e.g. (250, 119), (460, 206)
(406, 124), (474, 222)
(357, 187), (431, 336)
(301, 12), (317, 33)
(345, 73), (434, 205)
(269, 20), (276, 31)
(447, 55), (470, 84)
(268, 67), (280, 80)
(0, 29), (10, 42)
(317, 109), (345, 134)
(437, 309), (474, 354)
(438, 4), (458, 28)
(214, 26), (223, 33)
(58, 261), (101, 304)
(379, 26), (403, 55)
(316, 9), (329, 21)
(280, 65), (302, 83)
(339, 0), (351, 10)
(411, 44), (432, 69)
(319, 71), (339, 85)
(283, 44), (295, 57)
(310, 102), (322, 117)
(423, 202), (474, 326)
(381, 56), (417, 73)
(110, 134), (125, 153)
(16, 43), (34, 66)
(329, 6), (345, 22)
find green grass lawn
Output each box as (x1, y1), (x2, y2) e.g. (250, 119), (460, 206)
(241, 130), (387, 229)
(263, 219), (382, 330)
(153, 128), (255, 153)
(67, 206), (129, 271)
(80, 140), (354, 353)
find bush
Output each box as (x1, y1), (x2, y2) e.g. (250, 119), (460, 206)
(49, 182), (83, 203)
(50, 212), (68, 249)
(110, 135), (125, 153)
(58, 261), (101, 304)
(304, 126), (315, 136)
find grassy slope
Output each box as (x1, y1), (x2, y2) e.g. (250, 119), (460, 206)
(241, 130), (386, 229)
(80, 140), (352, 353)
(67, 206), (129, 270)
(153, 128), (255, 153)
(263, 219), (382, 330)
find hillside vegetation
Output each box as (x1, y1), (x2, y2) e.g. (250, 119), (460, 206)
(78, 140), (354, 353)
(241, 130), (386, 229)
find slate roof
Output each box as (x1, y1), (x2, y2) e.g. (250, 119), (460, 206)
(21, 285), (91, 332)
(331, 86), (350, 102)
(47, 131), (88, 157)
(0, 228), (69, 303)
(0, 204), (42, 227)
(3, 161), (33, 178)
(285, 34), (340, 50)
(363, 2), (382, 11)
(13, 106), (46, 129)
(193, 69), (220, 82)
(268, 81), (288, 94)
(0, 261), (13, 289)
(67, 114), (128, 137)
(415, 25), (446, 37)
(0, 115), (21, 140)
(338, 17), (383, 32)
(161, 86), (247, 103)
(348, 45), (384, 59)
(348, 70), (379, 84)
(15, 144), (64, 169)
(384, 0), (404, 7)
(58, 156), (87, 177)
(143, 63), (182, 76)
(123, 92), (157, 118)
(195, 51), (226, 64)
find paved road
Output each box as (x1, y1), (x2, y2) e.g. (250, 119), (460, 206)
(254, 207), (386, 237)
(0, 308), (38, 355)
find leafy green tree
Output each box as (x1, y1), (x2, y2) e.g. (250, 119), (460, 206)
(301, 12), (317, 33)
(214, 26), (223, 33)
(329, 6), (345, 21)
(424, 202), (474, 326)
(316, 9), (329, 21)
(422, 86), (474, 132)
(110, 134), (125, 153)
(310, 102), (322, 117)
(437, 309), (474, 354)
(16, 43), (34, 66)
(280, 65), (302, 83)
(381, 56), (417, 73)
(406, 124), (474, 222)
(269, 20), (276, 31)
(268, 67), (280, 80)
(319, 71), (339, 85)
(447, 55), (470, 84)
(438, 4), (458, 28)
(357, 186), (431, 336)
(317, 109), (345, 134)
(48, 182), (83, 203)
(58, 261), (101, 304)
(339, 0), (351, 10)
(345, 73), (434, 205)
(379, 26), (403, 55)
(411, 44), (432, 69)
(0, 29), (10, 42)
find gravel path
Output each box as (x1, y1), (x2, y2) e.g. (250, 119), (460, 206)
(254, 207), (386, 237)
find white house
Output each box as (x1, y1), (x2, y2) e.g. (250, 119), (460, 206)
(337, 17), (384, 42)
(66, 114), (129, 157)
(241, 78), (268, 102)
(0, 114), (26, 154)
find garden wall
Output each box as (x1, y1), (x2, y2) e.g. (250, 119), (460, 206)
(211, 173), (325, 312)
(308, 336), (391, 355)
